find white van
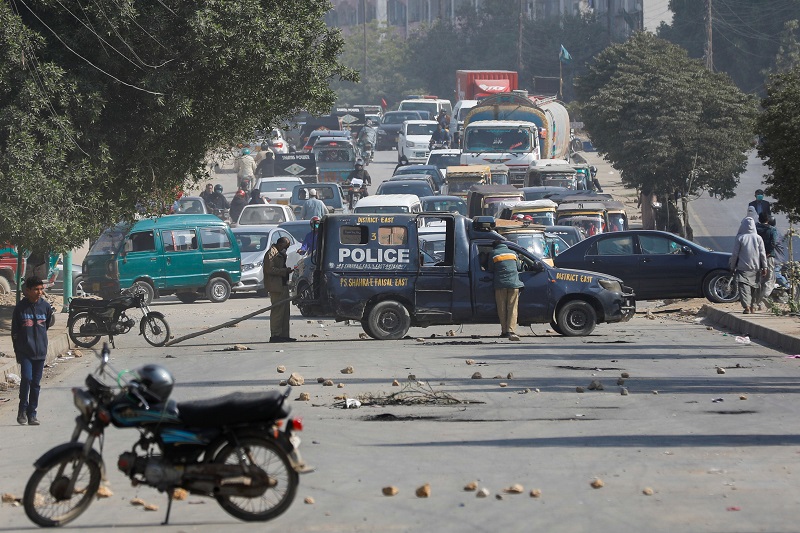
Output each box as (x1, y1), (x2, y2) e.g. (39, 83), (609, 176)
(398, 98), (452, 121)
(352, 194), (422, 215)
(450, 100), (479, 144)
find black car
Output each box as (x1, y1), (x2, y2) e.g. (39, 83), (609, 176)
(553, 230), (737, 303)
(376, 111), (423, 150)
(393, 164), (445, 192)
(376, 179), (435, 199)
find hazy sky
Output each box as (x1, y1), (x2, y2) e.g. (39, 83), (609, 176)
(643, 0), (673, 32)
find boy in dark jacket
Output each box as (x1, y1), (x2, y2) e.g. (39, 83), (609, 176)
(11, 277), (55, 425)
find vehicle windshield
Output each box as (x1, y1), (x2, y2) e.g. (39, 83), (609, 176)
(557, 215), (604, 237)
(504, 233), (547, 258)
(175, 198), (206, 214)
(422, 199), (467, 215)
(407, 123), (438, 136)
(448, 179), (483, 193)
(457, 106), (476, 120)
(295, 186), (335, 201)
(234, 232), (271, 253)
(464, 127), (531, 152)
(378, 182), (433, 197)
(383, 113), (419, 124)
(427, 154), (461, 169)
(238, 206), (287, 225)
(259, 180), (299, 193)
(88, 225), (128, 256)
(354, 205), (411, 214)
(315, 148), (354, 163)
(400, 101), (438, 114)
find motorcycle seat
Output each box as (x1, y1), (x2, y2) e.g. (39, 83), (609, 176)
(177, 391), (289, 427)
(70, 298), (109, 309)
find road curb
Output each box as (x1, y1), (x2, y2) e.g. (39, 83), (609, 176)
(701, 304), (800, 354)
(1, 330), (71, 384)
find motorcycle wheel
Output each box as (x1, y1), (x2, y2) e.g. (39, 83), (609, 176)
(24, 447), (101, 527)
(68, 312), (102, 348)
(141, 312), (170, 347)
(213, 436), (298, 522)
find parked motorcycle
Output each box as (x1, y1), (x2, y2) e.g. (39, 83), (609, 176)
(68, 286), (170, 348)
(23, 344), (306, 526)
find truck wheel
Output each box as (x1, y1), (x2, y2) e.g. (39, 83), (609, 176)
(703, 272), (738, 303)
(556, 300), (597, 337)
(0, 275), (11, 295)
(206, 277), (231, 303)
(366, 300), (410, 340)
(133, 280), (155, 305)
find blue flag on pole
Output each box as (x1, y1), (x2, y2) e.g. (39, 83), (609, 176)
(559, 45), (572, 64)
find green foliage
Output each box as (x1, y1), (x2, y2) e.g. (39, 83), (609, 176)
(757, 66), (800, 220)
(0, 0), (353, 254)
(575, 33), (757, 204)
(659, 0), (800, 94)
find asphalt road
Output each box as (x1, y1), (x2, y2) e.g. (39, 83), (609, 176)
(3, 150), (800, 532)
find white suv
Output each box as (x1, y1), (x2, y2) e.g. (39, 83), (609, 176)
(398, 120), (438, 164)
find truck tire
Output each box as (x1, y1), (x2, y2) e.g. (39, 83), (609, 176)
(0, 275), (11, 295)
(366, 300), (411, 340)
(556, 300), (597, 337)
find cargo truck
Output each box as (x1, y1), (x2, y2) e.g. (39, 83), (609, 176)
(456, 70), (519, 101)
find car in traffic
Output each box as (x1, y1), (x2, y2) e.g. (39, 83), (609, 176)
(553, 230), (737, 303)
(234, 204), (295, 226)
(352, 194), (422, 214)
(387, 173), (439, 195)
(376, 179), (435, 199)
(419, 195), (467, 216)
(393, 164), (445, 193)
(231, 226), (301, 295)
(375, 111), (423, 151)
(289, 183), (349, 217)
(425, 149), (462, 179)
(255, 177), (305, 206)
(398, 120), (438, 165)
(302, 130), (351, 152)
(172, 196), (208, 214)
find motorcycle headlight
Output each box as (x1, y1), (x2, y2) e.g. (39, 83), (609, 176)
(599, 279), (621, 292)
(242, 261), (263, 272)
(72, 388), (95, 422)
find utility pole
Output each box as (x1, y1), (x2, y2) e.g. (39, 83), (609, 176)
(704, 0), (713, 70)
(517, 0), (523, 73)
(363, 0), (368, 87)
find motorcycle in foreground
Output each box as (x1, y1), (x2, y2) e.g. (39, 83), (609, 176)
(23, 344), (307, 526)
(68, 286), (170, 348)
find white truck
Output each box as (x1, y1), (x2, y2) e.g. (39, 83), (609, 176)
(460, 91), (570, 187)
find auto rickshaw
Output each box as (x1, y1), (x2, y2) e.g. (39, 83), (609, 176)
(496, 199), (558, 226)
(556, 201), (607, 237)
(444, 165), (491, 198)
(489, 164), (510, 186)
(526, 161), (579, 189)
(466, 184), (524, 218)
(493, 220), (555, 266)
(555, 199), (629, 235)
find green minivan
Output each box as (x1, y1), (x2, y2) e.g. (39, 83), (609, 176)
(84, 215), (241, 304)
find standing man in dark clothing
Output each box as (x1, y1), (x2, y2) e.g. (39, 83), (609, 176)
(229, 188), (248, 223)
(748, 189), (772, 219)
(249, 189), (267, 205)
(199, 183), (215, 206)
(11, 277), (55, 425)
(256, 149), (275, 179)
(264, 237), (295, 343)
(489, 241), (523, 341)
(206, 184), (228, 210)
(756, 212), (779, 307)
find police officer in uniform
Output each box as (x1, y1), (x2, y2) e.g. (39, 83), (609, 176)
(489, 240), (523, 341)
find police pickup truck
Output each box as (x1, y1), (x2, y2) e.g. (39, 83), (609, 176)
(294, 214), (635, 340)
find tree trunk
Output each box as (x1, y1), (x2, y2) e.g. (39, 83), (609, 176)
(641, 192), (657, 230)
(682, 195), (693, 241)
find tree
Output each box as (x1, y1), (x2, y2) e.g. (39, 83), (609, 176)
(0, 0), (353, 254)
(756, 66), (800, 221)
(575, 32), (758, 236)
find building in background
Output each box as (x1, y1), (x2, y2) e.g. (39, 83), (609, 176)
(326, 0), (656, 39)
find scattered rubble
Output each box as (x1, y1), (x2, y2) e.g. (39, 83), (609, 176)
(530, 489), (542, 498)
(304, 497), (315, 504)
(499, 382), (508, 388)
(96, 486), (113, 498)
(224, 344), (250, 351)
(739, 394), (748, 400)
(590, 478), (604, 489)
(2, 493), (18, 503)
(298, 392), (310, 401)
(464, 481), (478, 491)
(466, 359), (475, 365)
(415, 483), (431, 498)
(392, 380), (400, 386)
(277, 365), (286, 373)
(337, 383), (344, 389)
(620, 388), (629, 396)
(382, 486), (399, 496)
(359, 333), (368, 340)
(341, 366), (354, 374)
(130, 498), (146, 506)
(472, 372), (482, 379)
(322, 380), (334, 386)
(587, 380), (604, 391)
(642, 487), (654, 496)
(576, 386), (585, 393)
(173, 488), (188, 501)
(621, 372), (630, 378)
(507, 372), (513, 379)
(476, 488), (490, 498)
(503, 484), (524, 494)
(716, 367), (726, 375)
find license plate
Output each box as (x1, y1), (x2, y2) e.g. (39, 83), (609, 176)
(414, 151), (426, 158)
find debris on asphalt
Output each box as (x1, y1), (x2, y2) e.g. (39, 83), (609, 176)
(495, 494), (504, 500)
(173, 488), (188, 501)
(504, 484), (524, 494)
(620, 388), (629, 396)
(323, 380), (334, 386)
(304, 497), (315, 504)
(341, 366), (354, 374)
(740, 394), (748, 400)
(642, 487), (654, 496)
(6, 373), (20, 385)
(726, 506), (741, 511)
(392, 380), (400, 386)
(652, 390), (659, 395)
(298, 392), (310, 401)
(507, 372), (513, 379)
(471, 334), (481, 339)
(279, 380), (287, 386)
(96, 486), (113, 498)
(408, 374), (416, 380)
(359, 333), (368, 339)
(735, 336), (751, 345)
(716, 367), (726, 374)
(357, 380), (476, 406)
(576, 386), (585, 393)
(530, 489), (542, 498)
(493, 375), (503, 379)
(446, 330), (455, 337)
(415, 483), (431, 498)
(646, 310), (655, 320)
(130, 498), (146, 506)
(499, 382), (507, 387)
(621, 372), (630, 378)
(617, 378), (625, 385)
(464, 481), (478, 491)
(288, 373), (304, 386)
(476, 488), (490, 498)
(1, 493), (18, 503)
(310, 334), (319, 338)
(466, 359), (475, 365)
(224, 344), (250, 351)
(588, 380), (604, 391)
(345, 398), (361, 409)
(416, 338), (425, 343)
(143, 503), (159, 511)
(277, 365), (286, 373)
(317, 377), (325, 383)
(337, 383), (344, 388)
(590, 478), (604, 489)
(712, 398), (724, 403)
(472, 372), (482, 379)
(382, 486), (399, 496)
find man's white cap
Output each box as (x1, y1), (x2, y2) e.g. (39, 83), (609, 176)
(308, 188), (317, 197)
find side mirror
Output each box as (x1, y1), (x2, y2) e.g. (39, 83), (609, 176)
(682, 245), (693, 255)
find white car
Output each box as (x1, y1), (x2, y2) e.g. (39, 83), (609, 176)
(268, 128), (291, 154)
(231, 226), (301, 295)
(425, 149), (462, 179)
(398, 120), (438, 165)
(234, 204), (295, 226)
(254, 177), (305, 206)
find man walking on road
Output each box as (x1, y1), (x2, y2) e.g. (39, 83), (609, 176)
(756, 212), (779, 308)
(489, 240), (523, 341)
(748, 189), (772, 218)
(730, 217), (767, 314)
(11, 277), (55, 425)
(264, 237), (295, 343)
